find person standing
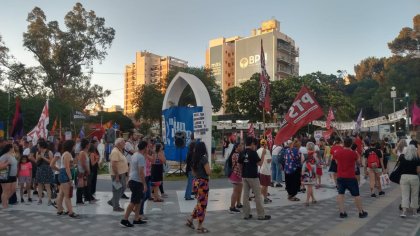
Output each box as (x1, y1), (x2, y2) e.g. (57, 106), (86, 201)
(89, 139), (100, 197)
(335, 137), (368, 219)
(271, 144), (283, 187)
(35, 140), (54, 205)
(18, 152), (32, 203)
(228, 143), (243, 213)
(185, 142), (211, 233)
(151, 143), (165, 202)
(257, 139), (272, 204)
(0, 144), (18, 209)
(364, 141), (385, 197)
(239, 137), (271, 220)
(184, 142), (196, 200)
(120, 140), (148, 227)
(329, 138), (343, 188)
(108, 138), (128, 212)
(302, 142), (317, 206)
(51, 140), (79, 218)
(285, 140), (302, 202)
(398, 144), (420, 217)
(76, 138), (94, 204)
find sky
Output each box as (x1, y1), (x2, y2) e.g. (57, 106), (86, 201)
(0, 0), (419, 108)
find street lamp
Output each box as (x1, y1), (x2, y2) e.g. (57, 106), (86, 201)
(405, 92), (410, 133)
(390, 86), (397, 132)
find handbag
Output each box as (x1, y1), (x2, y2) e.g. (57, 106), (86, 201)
(389, 158), (402, 184)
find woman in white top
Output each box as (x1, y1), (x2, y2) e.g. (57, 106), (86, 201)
(394, 139), (407, 157)
(51, 140), (79, 218)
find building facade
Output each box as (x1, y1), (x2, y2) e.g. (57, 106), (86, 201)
(124, 51), (188, 117)
(206, 19), (299, 114)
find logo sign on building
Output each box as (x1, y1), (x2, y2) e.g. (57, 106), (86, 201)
(162, 106), (203, 161)
(235, 33), (274, 85)
(210, 45), (223, 86)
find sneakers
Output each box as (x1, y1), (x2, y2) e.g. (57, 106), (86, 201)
(400, 211), (407, 218)
(121, 194), (129, 199)
(120, 219), (134, 227)
(264, 198), (272, 204)
(359, 211), (368, 218)
(21, 198), (24, 203)
(229, 207), (241, 214)
(275, 183), (283, 188)
(113, 207), (125, 212)
(257, 215), (271, 220)
(107, 200), (113, 206)
(371, 193), (377, 198)
(133, 219), (147, 224)
(236, 203), (243, 209)
(339, 212), (348, 218)
(244, 214), (253, 220)
(28, 198), (32, 203)
(378, 191), (385, 196)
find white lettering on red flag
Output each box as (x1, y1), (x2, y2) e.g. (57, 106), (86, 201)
(274, 86), (323, 145)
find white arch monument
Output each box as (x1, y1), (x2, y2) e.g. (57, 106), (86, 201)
(162, 72), (213, 166)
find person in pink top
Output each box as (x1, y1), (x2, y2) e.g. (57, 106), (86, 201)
(18, 151), (33, 203)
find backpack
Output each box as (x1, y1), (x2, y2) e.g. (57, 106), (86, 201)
(367, 151), (380, 168)
(224, 155), (233, 177)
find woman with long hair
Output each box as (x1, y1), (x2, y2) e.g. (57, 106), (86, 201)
(398, 144), (420, 217)
(89, 139), (100, 197)
(76, 138), (93, 204)
(151, 143), (166, 202)
(228, 143), (243, 213)
(285, 140), (302, 201)
(184, 141), (196, 200)
(394, 139), (408, 157)
(0, 144), (18, 209)
(35, 140), (54, 205)
(185, 141), (211, 233)
(51, 140), (79, 218)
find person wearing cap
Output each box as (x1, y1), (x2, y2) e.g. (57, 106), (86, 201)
(257, 139), (272, 204)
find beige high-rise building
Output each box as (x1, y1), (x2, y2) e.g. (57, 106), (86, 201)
(206, 19), (299, 114)
(124, 51), (188, 117)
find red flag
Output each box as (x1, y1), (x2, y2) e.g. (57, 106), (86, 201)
(50, 117), (58, 136)
(326, 107), (335, 129)
(412, 103), (420, 126)
(248, 123), (255, 138)
(265, 129), (273, 150)
(259, 40), (271, 112)
(322, 129), (334, 139)
(10, 97), (24, 138)
(274, 86), (324, 145)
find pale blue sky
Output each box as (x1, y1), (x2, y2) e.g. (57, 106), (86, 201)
(0, 0), (418, 107)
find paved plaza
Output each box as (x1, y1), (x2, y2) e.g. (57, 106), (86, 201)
(0, 163), (419, 236)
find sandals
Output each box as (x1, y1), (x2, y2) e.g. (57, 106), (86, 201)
(68, 213), (80, 219)
(57, 211), (69, 216)
(185, 219), (195, 229)
(288, 197), (300, 201)
(196, 227), (210, 233)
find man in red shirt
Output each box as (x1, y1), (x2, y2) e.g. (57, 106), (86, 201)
(334, 137), (368, 219)
(328, 138), (343, 188)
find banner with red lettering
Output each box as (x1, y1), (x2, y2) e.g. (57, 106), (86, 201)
(274, 86), (324, 145)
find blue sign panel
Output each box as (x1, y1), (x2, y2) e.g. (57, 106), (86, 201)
(162, 106), (203, 162)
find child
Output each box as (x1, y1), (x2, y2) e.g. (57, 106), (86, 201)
(18, 153), (33, 203)
(302, 143), (317, 206)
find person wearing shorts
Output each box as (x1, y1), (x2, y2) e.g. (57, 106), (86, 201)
(334, 137), (368, 219)
(364, 142), (385, 197)
(228, 143), (243, 213)
(257, 139), (272, 204)
(120, 141), (148, 227)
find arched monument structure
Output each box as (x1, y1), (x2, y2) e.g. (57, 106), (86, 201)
(162, 72), (213, 166)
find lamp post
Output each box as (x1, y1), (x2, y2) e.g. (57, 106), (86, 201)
(390, 86), (397, 132)
(405, 92), (410, 134)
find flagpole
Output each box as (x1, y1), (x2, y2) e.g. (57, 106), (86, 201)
(263, 108), (266, 139)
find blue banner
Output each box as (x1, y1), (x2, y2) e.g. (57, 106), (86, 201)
(0, 121), (4, 138)
(162, 106), (203, 162)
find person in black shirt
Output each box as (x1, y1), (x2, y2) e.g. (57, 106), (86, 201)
(363, 141), (385, 197)
(238, 137), (271, 221)
(184, 141), (195, 200)
(398, 144), (420, 217)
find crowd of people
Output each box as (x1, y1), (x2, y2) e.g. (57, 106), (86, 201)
(1, 130), (420, 233)
(223, 133), (420, 220)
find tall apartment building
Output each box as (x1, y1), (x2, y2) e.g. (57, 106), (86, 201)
(206, 19), (299, 114)
(124, 51), (188, 117)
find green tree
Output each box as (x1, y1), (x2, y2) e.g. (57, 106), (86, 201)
(133, 84), (164, 123)
(20, 3), (115, 109)
(388, 15), (420, 57)
(165, 67), (222, 112)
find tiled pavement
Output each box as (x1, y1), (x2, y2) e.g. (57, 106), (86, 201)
(1, 167), (420, 235)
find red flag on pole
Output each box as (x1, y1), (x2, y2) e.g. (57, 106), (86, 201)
(259, 40), (271, 112)
(326, 107), (335, 129)
(274, 86), (324, 145)
(50, 117), (58, 136)
(265, 129), (273, 150)
(412, 103), (420, 126)
(248, 123), (255, 138)
(10, 97), (24, 139)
